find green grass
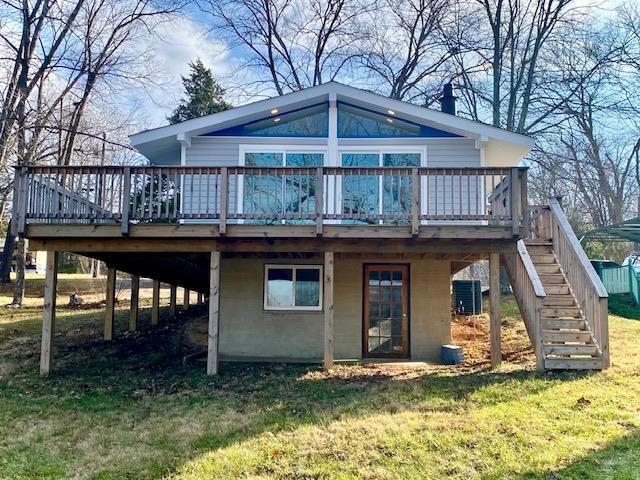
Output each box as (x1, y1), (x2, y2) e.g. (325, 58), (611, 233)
(1, 291), (640, 479)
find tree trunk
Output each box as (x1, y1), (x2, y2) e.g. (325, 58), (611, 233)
(0, 231), (15, 284)
(11, 237), (26, 307)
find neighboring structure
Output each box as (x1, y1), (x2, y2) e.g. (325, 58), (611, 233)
(11, 82), (609, 375)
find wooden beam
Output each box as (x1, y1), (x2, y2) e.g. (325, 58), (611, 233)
(169, 285), (177, 318)
(511, 167), (521, 236)
(25, 223), (516, 242)
(315, 167), (323, 236)
(207, 251), (221, 375)
(411, 168), (420, 236)
(324, 251), (334, 370)
(129, 275), (139, 331)
(197, 292), (204, 304)
(28, 234), (517, 256)
(219, 167), (228, 235)
(151, 280), (160, 325)
(104, 267), (116, 341)
(121, 167), (131, 235)
(183, 288), (190, 310)
(489, 252), (501, 368)
(40, 251), (58, 376)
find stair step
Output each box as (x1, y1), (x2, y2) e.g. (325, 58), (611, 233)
(544, 358), (604, 370)
(535, 264), (561, 274)
(541, 307), (582, 318)
(543, 319), (587, 329)
(544, 285), (571, 295)
(539, 274), (567, 284)
(541, 331), (593, 342)
(526, 246), (554, 255)
(525, 240), (553, 246)
(544, 344), (598, 356)
(543, 295), (577, 306)
(530, 254), (556, 264)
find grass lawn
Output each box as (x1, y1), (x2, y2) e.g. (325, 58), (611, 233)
(1, 278), (639, 479)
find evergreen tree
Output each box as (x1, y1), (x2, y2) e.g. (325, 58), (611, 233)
(168, 59), (231, 124)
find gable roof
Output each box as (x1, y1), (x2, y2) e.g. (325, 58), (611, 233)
(130, 81), (535, 164)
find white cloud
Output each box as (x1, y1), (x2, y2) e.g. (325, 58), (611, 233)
(133, 15), (234, 128)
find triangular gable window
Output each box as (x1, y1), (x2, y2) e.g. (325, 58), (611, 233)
(337, 102), (459, 138)
(205, 103), (328, 137)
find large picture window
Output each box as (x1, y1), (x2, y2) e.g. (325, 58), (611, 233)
(206, 103), (329, 137)
(264, 265), (322, 310)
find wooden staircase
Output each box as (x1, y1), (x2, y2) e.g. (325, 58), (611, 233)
(503, 198), (609, 371)
(526, 241), (605, 370)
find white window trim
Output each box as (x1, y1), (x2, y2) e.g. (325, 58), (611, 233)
(237, 145), (329, 218)
(263, 264), (323, 311)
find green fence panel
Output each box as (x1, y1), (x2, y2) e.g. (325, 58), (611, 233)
(601, 266), (631, 294)
(630, 266), (640, 307)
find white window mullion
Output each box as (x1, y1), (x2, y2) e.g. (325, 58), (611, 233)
(378, 152), (383, 225)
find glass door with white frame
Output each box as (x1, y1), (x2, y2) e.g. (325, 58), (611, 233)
(339, 150), (422, 224)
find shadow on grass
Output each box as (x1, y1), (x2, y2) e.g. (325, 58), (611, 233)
(0, 304), (598, 479)
(609, 294), (640, 320)
(518, 429), (640, 479)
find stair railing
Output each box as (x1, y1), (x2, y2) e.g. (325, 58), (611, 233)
(503, 240), (546, 371)
(546, 197), (609, 367)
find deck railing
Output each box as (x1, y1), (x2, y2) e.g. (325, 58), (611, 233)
(502, 239), (546, 370)
(13, 165), (528, 235)
(537, 198), (609, 367)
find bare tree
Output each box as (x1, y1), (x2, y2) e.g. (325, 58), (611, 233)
(202, 0), (371, 94)
(453, 0), (580, 132)
(531, 21), (639, 229)
(0, 0), (181, 305)
(357, 0), (460, 103)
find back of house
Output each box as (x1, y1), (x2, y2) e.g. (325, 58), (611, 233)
(13, 82), (609, 375)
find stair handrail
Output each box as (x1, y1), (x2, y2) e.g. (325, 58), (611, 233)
(517, 240), (546, 298)
(547, 197), (609, 367)
(503, 239), (546, 370)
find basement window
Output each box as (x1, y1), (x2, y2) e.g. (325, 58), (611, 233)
(264, 265), (322, 311)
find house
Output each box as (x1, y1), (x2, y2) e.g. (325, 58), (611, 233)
(12, 82), (609, 376)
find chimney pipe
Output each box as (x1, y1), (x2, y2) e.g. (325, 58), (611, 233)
(440, 82), (457, 115)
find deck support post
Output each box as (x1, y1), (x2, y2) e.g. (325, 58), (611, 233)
(169, 285), (177, 318)
(324, 251), (334, 370)
(489, 253), (501, 368)
(197, 292), (203, 304)
(151, 280), (160, 325)
(207, 251), (221, 375)
(40, 251), (58, 376)
(129, 275), (139, 331)
(183, 288), (190, 310)
(104, 267), (116, 341)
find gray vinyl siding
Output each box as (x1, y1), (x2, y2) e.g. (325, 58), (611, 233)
(181, 136), (482, 221)
(425, 139), (481, 167)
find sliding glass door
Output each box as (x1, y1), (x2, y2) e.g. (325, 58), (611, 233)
(242, 150), (324, 223)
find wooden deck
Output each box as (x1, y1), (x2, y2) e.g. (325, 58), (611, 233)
(13, 165), (529, 377)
